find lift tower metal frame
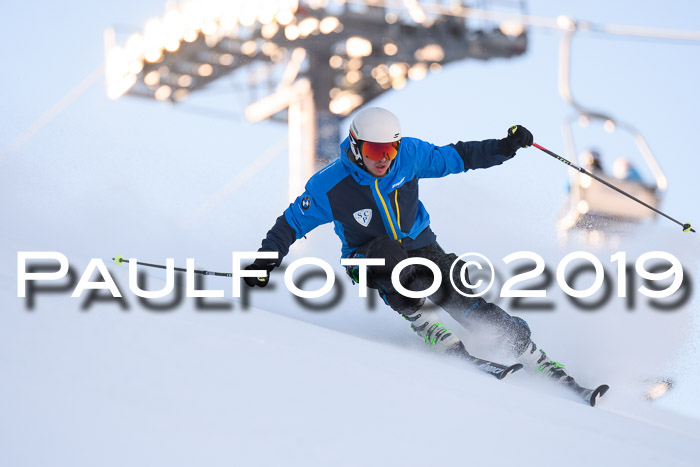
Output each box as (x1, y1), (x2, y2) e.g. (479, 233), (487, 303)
(105, 1), (528, 198)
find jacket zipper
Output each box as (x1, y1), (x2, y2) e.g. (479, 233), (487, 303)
(394, 190), (401, 231)
(374, 179), (400, 241)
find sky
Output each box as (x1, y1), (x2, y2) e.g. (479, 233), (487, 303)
(2, 0), (699, 427)
(2, 0), (699, 227)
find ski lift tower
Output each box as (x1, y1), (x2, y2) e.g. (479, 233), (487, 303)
(105, 0), (528, 198)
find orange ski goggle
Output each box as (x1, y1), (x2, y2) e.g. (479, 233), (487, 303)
(360, 140), (401, 161)
(350, 129), (401, 161)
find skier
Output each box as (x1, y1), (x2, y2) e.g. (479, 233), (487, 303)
(612, 156), (643, 183)
(243, 107), (568, 382)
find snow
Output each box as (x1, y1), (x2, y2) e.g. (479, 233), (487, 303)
(2, 5), (700, 460)
(2, 294), (700, 466)
(2, 130), (700, 465)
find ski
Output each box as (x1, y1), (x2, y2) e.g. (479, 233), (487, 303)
(448, 345), (523, 379)
(534, 359), (609, 407)
(561, 377), (610, 407)
(466, 355), (523, 380)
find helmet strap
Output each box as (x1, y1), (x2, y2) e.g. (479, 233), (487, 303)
(346, 146), (365, 169)
(348, 130), (365, 169)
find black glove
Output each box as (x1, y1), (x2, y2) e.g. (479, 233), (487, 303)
(498, 125), (533, 156)
(243, 258), (278, 288)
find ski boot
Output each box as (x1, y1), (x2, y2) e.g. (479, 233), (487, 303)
(403, 311), (524, 379)
(518, 341), (609, 406)
(518, 341), (569, 380)
(403, 310), (463, 353)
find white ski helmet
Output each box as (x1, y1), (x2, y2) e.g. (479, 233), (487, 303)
(348, 107), (402, 166)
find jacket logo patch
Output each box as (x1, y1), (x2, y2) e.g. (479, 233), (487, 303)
(301, 197), (311, 210)
(391, 177), (406, 190)
(353, 209), (372, 227)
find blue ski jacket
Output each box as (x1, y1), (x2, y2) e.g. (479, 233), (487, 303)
(259, 136), (513, 264)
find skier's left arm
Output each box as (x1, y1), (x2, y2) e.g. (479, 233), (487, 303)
(415, 125), (533, 178)
(453, 124), (533, 170)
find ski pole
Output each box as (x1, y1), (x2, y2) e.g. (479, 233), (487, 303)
(532, 143), (695, 233)
(112, 255), (233, 277)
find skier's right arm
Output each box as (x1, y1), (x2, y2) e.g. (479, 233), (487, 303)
(244, 188), (332, 287)
(242, 214), (295, 288)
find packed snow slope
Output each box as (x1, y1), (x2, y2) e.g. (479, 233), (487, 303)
(2, 80), (699, 466)
(2, 292), (700, 467)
